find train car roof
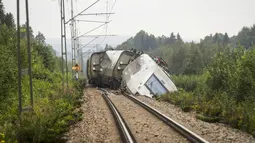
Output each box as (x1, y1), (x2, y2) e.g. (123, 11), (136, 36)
(105, 50), (124, 68)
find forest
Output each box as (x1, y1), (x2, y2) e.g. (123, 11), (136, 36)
(117, 26), (255, 136)
(0, 1), (85, 142)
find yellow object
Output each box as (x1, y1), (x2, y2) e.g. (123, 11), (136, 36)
(72, 64), (81, 71)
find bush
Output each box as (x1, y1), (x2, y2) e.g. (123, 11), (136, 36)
(1, 76), (85, 142)
(0, 133), (4, 142)
(160, 89), (197, 112)
(161, 47), (255, 137)
(171, 74), (207, 92)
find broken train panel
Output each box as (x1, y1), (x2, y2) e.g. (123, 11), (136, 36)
(121, 54), (177, 98)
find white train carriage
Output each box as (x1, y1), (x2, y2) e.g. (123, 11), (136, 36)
(121, 54), (177, 98)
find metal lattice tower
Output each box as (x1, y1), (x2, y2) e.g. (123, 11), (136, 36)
(70, 0), (76, 78)
(17, 0), (34, 118)
(60, 0), (68, 88)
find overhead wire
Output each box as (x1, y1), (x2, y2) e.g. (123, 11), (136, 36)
(73, 0), (117, 52)
(98, 1), (108, 46)
(99, 0), (116, 48)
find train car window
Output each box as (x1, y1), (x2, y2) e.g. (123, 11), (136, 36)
(145, 74), (167, 96)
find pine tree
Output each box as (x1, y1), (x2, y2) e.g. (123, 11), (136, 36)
(223, 32), (229, 46)
(177, 33), (183, 43)
(213, 33), (219, 45)
(35, 31), (46, 44)
(168, 32), (176, 44)
(4, 13), (14, 28)
(0, 0), (5, 24)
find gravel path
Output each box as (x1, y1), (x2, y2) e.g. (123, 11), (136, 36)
(66, 87), (120, 143)
(137, 95), (255, 143)
(109, 94), (189, 143)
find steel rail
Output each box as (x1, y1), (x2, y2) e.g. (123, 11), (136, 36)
(99, 88), (136, 143)
(122, 92), (209, 143)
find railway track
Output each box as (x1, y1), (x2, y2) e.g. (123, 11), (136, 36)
(100, 88), (135, 143)
(99, 88), (209, 143)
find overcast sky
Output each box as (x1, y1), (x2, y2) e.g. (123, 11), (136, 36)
(3, 0), (255, 41)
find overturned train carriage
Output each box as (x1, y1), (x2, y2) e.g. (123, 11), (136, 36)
(87, 50), (137, 89)
(121, 54), (177, 98)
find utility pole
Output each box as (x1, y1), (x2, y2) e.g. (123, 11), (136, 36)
(60, 0), (68, 89)
(17, 0), (34, 117)
(70, 0), (76, 78)
(25, 0), (33, 109)
(80, 48), (83, 76)
(16, 0), (22, 117)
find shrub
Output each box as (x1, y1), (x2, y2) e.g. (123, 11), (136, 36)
(162, 47), (255, 137)
(171, 74), (207, 92)
(160, 89), (197, 112)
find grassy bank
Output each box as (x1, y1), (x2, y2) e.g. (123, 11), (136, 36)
(0, 76), (86, 142)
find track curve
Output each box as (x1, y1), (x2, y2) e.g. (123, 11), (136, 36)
(99, 88), (209, 143)
(99, 88), (136, 143)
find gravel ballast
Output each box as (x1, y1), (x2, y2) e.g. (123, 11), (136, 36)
(136, 95), (255, 143)
(66, 87), (120, 143)
(109, 94), (189, 143)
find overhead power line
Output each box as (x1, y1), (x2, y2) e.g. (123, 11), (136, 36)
(76, 34), (116, 38)
(65, 0), (100, 24)
(79, 12), (114, 16)
(74, 21), (111, 40)
(76, 19), (110, 23)
(77, 37), (100, 50)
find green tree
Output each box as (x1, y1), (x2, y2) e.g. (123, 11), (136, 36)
(35, 31), (46, 44)
(213, 33), (219, 44)
(236, 27), (251, 49)
(168, 32), (176, 44)
(4, 13), (14, 28)
(0, 0), (4, 24)
(0, 25), (16, 101)
(177, 33), (183, 43)
(34, 43), (55, 70)
(182, 44), (204, 74)
(223, 32), (229, 46)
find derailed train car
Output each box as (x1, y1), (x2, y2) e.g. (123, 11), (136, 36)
(87, 50), (138, 89)
(121, 54), (177, 98)
(87, 49), (177, 97)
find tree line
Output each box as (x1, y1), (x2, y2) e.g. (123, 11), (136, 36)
(117, 25), (255, 75)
